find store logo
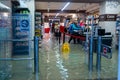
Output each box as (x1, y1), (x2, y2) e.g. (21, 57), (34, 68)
(20, 19), (29, 31)
(99, 14), (117, 21)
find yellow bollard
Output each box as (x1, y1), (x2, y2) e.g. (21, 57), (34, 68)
(61, 42), (70, 53)
(61, 42), (70, 59)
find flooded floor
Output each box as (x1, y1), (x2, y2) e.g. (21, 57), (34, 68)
(38, 33), (118, 80)
(1, 33), (118, 80)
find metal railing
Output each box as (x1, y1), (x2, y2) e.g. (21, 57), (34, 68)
(96, 36), (113, 72)
(84, 35), (113, 72)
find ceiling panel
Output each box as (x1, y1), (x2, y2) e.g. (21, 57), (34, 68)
(35, 0), (104, 3)
(35, 1), (100, 17)
(36, 2), (66, 10)
(35, 2), (99, 11)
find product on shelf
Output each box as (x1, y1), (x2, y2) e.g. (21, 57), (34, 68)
(14, 8), (30, 14)
(35, 12), (42, 37)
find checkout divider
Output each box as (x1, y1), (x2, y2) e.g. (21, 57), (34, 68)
(60, 20), (112, 73)
(89, 29), (113, 72)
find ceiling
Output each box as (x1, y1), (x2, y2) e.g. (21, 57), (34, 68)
(35, 0), (100, 17)
(35, 0), (104, 3)
(36, 2), (99, 11)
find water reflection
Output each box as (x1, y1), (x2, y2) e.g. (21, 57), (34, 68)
(39, 33), (118, 80)
(55, 45), (69, 80)
(62, 52), (70, 60)
(97, 71), (101, 80)
(35, 73), (39, 80)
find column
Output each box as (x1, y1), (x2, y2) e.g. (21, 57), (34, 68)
(99, 0), (120, 47)
(25, 0), (35, 48)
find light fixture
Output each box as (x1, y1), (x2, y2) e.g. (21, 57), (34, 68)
(3, 13), (9, 17)
(55, 2), (70, 18)
(61, 2), (70, 11)
(72, 14), (77, 18)
(20, 0), (32, 3)
(0, 2), (10, 12)
(47, 2), (50, 13)
(55, 13), (59, 18)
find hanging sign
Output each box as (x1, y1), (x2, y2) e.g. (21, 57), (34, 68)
(99, 14), (117, 21)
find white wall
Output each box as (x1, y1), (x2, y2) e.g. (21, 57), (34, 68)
(18, 0), (35, 40)
(18, 0), (35, 49)
(100, 1), (120, 14)
(99, 0), (120, 47)
(106, 1), (120, 14)
(99, 1), (106, 14)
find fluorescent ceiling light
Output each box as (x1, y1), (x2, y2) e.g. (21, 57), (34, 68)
(55, 13), (60, 17)
(0, 2), (10, 9)
(0, 2), (10, 12)
(61, 2), (70, 11)
(55, 2), (70, 18)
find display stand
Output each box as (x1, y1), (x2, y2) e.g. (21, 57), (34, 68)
(35, 12), (42, 37)
(12, 14), (30, 55)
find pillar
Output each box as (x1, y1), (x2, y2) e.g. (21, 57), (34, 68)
(99, 0), (120, 47)
(25, 0), (35, 39)
(25, 0), (35, 48)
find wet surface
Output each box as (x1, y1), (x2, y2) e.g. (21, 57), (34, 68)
(1, 33), (118, 80)
(38, 33), (118, 80)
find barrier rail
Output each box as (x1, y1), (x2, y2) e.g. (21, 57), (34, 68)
(96, 36), (102, 72)
(61, 27), (113, 73)
(63, 32), (86, 41)
(62, 31), (86, 44)
(96, 36), (112, 72)
(34, 36), (39, 74)
(0, 58), (34, 61)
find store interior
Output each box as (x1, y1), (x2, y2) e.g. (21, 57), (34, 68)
(0, 0), (120, 80)
(0, 0), (119, 44)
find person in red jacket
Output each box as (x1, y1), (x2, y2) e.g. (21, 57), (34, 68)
(79, 20), (85, 31)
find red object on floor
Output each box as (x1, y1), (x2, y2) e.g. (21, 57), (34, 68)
(44, 28), (50, 33)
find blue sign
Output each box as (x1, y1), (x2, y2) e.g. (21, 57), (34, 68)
(20, 19), (29, 31)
